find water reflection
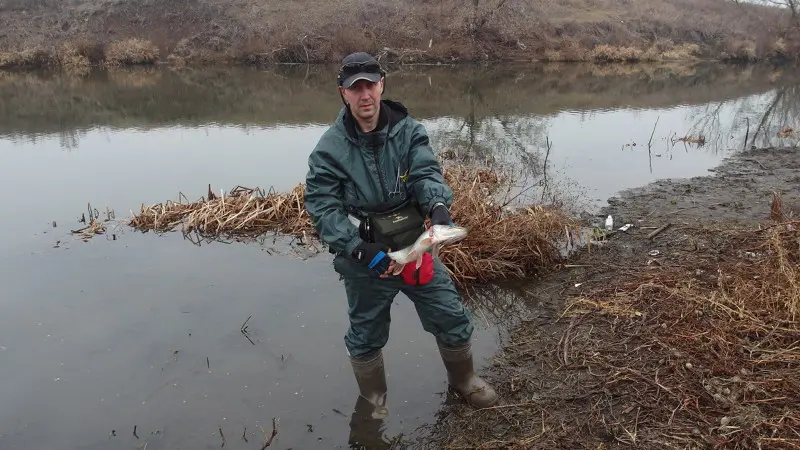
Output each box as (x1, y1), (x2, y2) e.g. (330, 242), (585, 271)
(1, 61), (799, 450)
(1, 62), (796, 141)
(421, 62), (799, 209)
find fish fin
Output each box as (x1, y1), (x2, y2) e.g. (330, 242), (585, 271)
(392, 263), (405, 275)
(415, 255), (423, 270)
(431, 244), (440, 260)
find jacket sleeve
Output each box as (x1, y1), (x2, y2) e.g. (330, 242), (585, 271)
(407, 120), (454, 216)
(304, 138), (363, 258)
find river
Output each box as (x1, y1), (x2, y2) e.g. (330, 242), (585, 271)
(0, 61), (797, 450)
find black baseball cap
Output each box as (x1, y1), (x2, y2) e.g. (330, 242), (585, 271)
(337, 52), (384, 88)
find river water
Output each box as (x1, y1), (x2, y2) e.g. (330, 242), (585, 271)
(0, 61), (797, 450)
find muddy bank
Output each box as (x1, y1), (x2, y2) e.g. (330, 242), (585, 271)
(420, 146), (800, 449)
(0, 0), (797, 71)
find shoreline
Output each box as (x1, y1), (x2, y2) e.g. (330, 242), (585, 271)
(420, 145), (800, 448)
(2, 0), (796, 73)
(0, 43), (792, 74)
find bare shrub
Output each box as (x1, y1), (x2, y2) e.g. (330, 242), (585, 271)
(58, 41), (96, 74)
(0, 48), (56, 69)
(773, 37), (789, 59)
(105, 38), (159, 66)
(0, 0), (796, 67)
(661, 43), (702, 60)
(590, 44), (645, 62)
(725, 39), (758, 61)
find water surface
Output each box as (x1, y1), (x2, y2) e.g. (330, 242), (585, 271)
(0, 61), (798, 449)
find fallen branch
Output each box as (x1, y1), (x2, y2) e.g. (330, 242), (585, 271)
(259, 418), (279, 449)
(241, 315), (255, 345)
(648, 223), (672, 240)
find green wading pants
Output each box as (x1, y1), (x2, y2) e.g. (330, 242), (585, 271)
(332, 253), (474, 359)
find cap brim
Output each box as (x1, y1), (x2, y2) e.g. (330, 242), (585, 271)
(341, 72), (382, 88)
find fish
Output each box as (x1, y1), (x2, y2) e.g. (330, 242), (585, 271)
(386, 224), (468, 275)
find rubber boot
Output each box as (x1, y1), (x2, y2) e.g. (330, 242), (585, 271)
(348, 395), (392, 450)
(437, 340), (498, 408)
(349, 350), (389, 419)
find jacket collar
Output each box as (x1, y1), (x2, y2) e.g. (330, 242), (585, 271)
(338, 99), (409, 144)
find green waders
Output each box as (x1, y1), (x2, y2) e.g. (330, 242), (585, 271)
(334, 253), (498, 427)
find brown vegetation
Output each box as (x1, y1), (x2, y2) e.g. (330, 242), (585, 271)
(105, 38), (159, 67)
(0, 0), (797, 70)
(440, 164), (580, 284)
(127, 163), (579, 286)
(426, 218), (800, 449)
(420, 147), (800, 449)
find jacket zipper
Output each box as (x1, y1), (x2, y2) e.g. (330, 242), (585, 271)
(372, 147), (388, 203)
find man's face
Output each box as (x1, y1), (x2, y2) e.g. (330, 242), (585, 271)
(339, 78), (383, 123)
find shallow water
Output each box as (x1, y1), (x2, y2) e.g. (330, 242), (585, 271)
(0, 61), (797, 449)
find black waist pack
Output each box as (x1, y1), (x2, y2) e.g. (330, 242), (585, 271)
(366, 202), (425, 251)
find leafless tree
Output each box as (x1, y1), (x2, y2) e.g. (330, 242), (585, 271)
(732, 0), (799, 26)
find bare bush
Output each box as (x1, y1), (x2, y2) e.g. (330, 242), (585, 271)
(0, 0), (797, 68)
(105, 38), (159, 66)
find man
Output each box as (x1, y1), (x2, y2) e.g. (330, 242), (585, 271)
(304, 52), (497, 418)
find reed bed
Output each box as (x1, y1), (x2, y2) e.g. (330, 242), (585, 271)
(128, 184), (310, 239)
(128, 165), (579, 285)
(429, 218), (800, 449)
(440, 165), (580, 284)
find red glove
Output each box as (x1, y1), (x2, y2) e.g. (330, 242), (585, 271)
(401, 252), (434, 285)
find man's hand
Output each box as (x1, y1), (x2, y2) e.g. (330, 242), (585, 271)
(430, 203), (455, 226)
(353, 242), (394, 276)
(379, 260), (399, 279)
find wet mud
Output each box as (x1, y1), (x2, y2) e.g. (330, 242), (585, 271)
(422, 146), (800, 449)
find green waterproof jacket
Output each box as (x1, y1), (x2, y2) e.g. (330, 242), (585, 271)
(304, 99), (453, 259)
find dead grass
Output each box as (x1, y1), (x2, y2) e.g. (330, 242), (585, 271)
(0, 0), (797, 69)
(0, 48), (55, 69)
(128, 184), (310, 241)
(542, 42), (703, 63)
(58, 42), (92, 75)
(439, 164), (581, 285)
(426, 211), (800, 448)
(127, 162), (579, 286)
(105, 38), (159, 67)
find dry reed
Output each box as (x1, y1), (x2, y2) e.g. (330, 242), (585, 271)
(429, 216), (800, 448)
(128, 165), (579, 285)
(440, 165), (580, 284)
(128, 184), (309, 240)
(561, 221), (800, 448)
(105, 39), (160, 67)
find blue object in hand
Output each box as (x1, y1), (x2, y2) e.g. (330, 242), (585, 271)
(368, 251), (392, 274)
(354, 242), (392, 275)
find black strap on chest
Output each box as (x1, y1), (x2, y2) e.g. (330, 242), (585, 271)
(348, 146), (424, 251)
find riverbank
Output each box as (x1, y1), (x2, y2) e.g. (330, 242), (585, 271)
(419, 146), (800, 449)
(0, 0), (797, 71)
